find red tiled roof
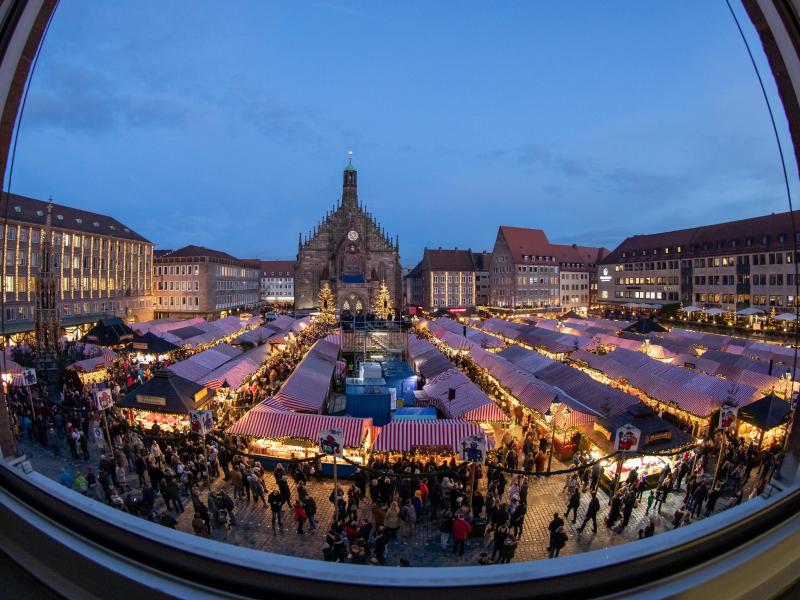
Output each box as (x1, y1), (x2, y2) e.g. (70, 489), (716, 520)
(424, 248), (476, 271)
(602, 210), (800, 263)
(497, 226), (552, 263)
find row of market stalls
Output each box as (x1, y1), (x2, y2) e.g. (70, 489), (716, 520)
(421, 317), (505, 351)
(133, 315), (262, 349)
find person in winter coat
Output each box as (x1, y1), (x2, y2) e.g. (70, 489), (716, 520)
(373, 525), (388, 565)
(268, 490), (285, 531)
(606, 493), (623, 528)
(451, 514), (472, 556)
(578, 492), (600, 534)
(565, 488), (581, 523)
(304, 496), (318, 532)
(548, 526), (567, 558)
(293, 500), (307, 534)
(547, 512), (564, 553)
(499, 534), (518, 563)
(439, 511), (453, 550)
(278, 475), (292, 505)
(192, 513), (209, 537)
(230, 467), (244, 500)
(491, 525), (509, 562)
(510, 502), (526, 538)
(384, 501), (400, 539)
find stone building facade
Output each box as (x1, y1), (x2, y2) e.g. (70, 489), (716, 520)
(294, 162), (402, 315)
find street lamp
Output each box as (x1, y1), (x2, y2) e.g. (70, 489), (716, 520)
(545, 396), (570, 473)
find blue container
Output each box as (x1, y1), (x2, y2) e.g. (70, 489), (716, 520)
(345, 385), (392, 426)
(393, 407), (437, 421)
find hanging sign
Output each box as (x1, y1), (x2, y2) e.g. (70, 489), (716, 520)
(21, 368), (37, 386)
(719, 405), (738, 433)
(460, 434), (486, 464)
(614, 423), (641, 453)
(318, 428), (344, 457)
(94, 389), (114, 411)
(189, 410), (214, 435)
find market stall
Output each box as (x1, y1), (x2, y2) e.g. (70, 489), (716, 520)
(66, 349), (119, 385)
(227, 406), (372, 476)
(737, 392), (791, 448)
(117, 369), (214, 434)
(578, 404), (695, 492)
(370, 418), (492, 459)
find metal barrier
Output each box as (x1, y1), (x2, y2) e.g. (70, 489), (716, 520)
(1, 458), (800, 599)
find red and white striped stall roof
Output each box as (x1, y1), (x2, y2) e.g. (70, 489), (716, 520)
(371, 419), (493, 453)
(228, 410), (372, 448)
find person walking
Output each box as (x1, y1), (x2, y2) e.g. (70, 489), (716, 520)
(304, 496), (318, 532)
(499, 534), (518, 564)
(439, 511), (453, 551)
(491, 525), (509, 562)
(548, 526), (567, 558)
(565, 488), (581, 524)
(385, 501), (400, 539)
(578, 491), (600, 534)
(546, 512), (565, 554)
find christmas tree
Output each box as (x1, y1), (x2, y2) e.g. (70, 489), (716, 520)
(373, 281), (393, 320)
(318, 282), (336, 324)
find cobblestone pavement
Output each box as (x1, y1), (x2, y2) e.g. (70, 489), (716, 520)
(19, 436), (759, 567)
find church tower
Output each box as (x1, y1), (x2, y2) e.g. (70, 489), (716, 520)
(34, 199), (61, 356)
(294, 156), (402, 314)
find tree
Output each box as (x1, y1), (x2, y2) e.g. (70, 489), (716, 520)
(373, 281), (393, 320)
(318, 282), (336, 324)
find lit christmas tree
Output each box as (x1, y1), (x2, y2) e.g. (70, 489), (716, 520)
(373, 281), (393, 320)
(318, 282), (336, 324)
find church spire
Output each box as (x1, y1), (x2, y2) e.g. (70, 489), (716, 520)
(342, 150), (357, 208)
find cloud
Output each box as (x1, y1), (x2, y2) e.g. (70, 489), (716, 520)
(24, 61), (188, 134)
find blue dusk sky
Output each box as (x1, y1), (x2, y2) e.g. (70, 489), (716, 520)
(9, 1), (798, 266)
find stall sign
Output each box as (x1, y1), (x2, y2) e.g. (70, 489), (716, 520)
(415, 445), (451, 454)
(94, 389), (114, 411)
(133, 342), (149, 351)
(644, 430), (672, 445)
(318, 428), (344, 457)
(460, 434), (486, 464)
(719, 405), (738, 433)
(21, 368), (37, 386)
(614, 424), (641, 453)
(189, 410), (213, 435)
(194, 388), (211, 403)
(136, 394), (166, 406)
(593, 422), (612, 441)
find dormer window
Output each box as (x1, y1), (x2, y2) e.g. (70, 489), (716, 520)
(123, 228), (130, 232)
(109, 225), (115, 230)
(13, 206), (21, 213)
(35, 210), (43, 217)
(75, 218), (82, 224)
(92, 222), (99, 228)
(56, 214), (63, 220)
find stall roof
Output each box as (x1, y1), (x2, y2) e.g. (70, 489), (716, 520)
(128, 331), (180, 355)
(371, 419), (492, 453)
(590, 404), (695, 453)
(118, 369), (212, 414)
(228, 409), (371, 447)
(81, 317), (135, 347)
(738, 393), (791, 431)
(624, 319), (669, 335)
(273, 339), (338, 413)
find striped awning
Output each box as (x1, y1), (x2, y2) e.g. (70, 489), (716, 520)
(461, 402), (508, 423)
(371, 419), (493, 453)
(228, 409), (372, 448)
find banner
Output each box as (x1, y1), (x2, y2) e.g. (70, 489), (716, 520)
(94, 389), (114, 411)
(460, 434), (486, 464)
(318, 428), (344, 457)
(614, 423), (641, 453)
(719, 405), (738, 433)
(21, 368), (37, 386)
(189, 410), (214, 435)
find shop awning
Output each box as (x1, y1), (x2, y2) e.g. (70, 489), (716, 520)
(624, 318), (669, 335)
(738, 393), (791, 431)
(81, 317), (135, 347)
(371, 419), (493, 453)
(118, 369), (213, 414)
(228, 409), (372, 448)
(128, 331), (180, 355)
(273, 339), (339, 413)
(66, 349), (119, 372)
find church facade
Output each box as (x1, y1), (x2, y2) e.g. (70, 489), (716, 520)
(294, 161), (402, 315)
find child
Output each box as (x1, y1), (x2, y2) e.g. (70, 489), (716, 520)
(645, 490), (655, 514)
